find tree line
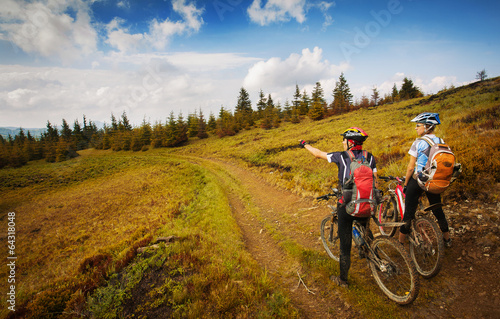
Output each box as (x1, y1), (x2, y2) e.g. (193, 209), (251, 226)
(0, 74), (423, 169)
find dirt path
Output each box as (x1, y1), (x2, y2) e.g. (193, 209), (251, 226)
(199, 157), (358, 318)
(196, 157), (500, 318)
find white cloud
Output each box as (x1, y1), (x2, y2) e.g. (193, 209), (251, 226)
(353, 73), (467, 100)
(146, 0), (204, 50)
(248, 0), (307, 25)
(117, 1), (130, 9)
(106, 18), (144, 52)
(243, 47), (348, 91)
(0, 0), (97, 64)
(0, 50), (259, 127)
(247, 0), (335, 28)
(105, 0), (204, 52)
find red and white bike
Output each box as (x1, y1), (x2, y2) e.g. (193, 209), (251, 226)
(377, 176), (444, 279)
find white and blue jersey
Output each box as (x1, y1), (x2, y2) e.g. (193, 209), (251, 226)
(408, 134), (442, 173)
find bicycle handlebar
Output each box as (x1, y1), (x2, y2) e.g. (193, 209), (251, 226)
(379, 175), (405, 183)
(316, 188), (341, 201)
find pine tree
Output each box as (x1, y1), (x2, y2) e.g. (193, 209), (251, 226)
(332, 73), (353, 114)
(391, 84), (399, 102)
(299, 89), (310, 115)
(371, 87), (380, 106)
(256, 90), (267, 120)
(110, 114), (119, 132)
(308, 82), (326, 121)
(187, 112), (199, 138)
(235, 87), (253, 129)
(197, 109), (209, 139)
(400, 77), (422, 100)
(175, 113), (188, 146)
(140, 118), (152, 146)
(207, 112), (217, 133)
(61, 119), (72, 142)
(165, 112), (178, 147)
(151, 121), (164, 148)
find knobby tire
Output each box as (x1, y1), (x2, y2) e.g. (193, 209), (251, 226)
(410, 216), (444, 278)
(320, 215), (340, 262)
(369, 236), (420, 305)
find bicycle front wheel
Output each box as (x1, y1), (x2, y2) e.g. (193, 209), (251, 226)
(409, 216), (444, 278)
(320, 215), (340, 262)
(378, 198), (399, 237)
(369, 237), (420, 305)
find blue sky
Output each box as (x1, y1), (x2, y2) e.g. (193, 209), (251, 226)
(1, 0), (499, 128)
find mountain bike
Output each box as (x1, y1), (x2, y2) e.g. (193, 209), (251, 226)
(318, 189), (420, 305)
(377, 176), (444, 278)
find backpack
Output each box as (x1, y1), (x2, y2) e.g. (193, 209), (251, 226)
(416, 136), (461, 194)
(342, 150), (377, 217)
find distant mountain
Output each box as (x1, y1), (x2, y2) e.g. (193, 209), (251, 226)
(0, 121), (105, 139)
(0, 127), (47, 139)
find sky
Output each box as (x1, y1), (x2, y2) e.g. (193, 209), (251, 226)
(0, 0), (499, 128)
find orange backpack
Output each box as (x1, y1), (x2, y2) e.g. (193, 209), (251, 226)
(417, 136), (461, 194)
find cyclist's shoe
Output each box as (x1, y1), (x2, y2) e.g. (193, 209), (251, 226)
(331, 275), (349, 288)
(444, 238), (452, 248)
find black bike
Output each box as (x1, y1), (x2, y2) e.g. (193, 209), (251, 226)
(318, 189), (420, 305)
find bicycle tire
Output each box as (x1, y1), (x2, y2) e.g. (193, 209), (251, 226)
(409, 216), (444, 278)
(369, 236), (420, 305)
(320, 215), (340, 262)
(378, 198), (399, 237)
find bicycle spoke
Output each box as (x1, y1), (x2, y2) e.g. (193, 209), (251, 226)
(321, 215), (340, 262)
(410, 217), (444, 278)
(369, 237), (419, 305)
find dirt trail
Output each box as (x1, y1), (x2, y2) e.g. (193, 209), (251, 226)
(200, 157), (500, 318)
(203, 158), (357, 318)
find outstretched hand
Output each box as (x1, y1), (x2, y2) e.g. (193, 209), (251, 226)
(299, 140), (308, 148)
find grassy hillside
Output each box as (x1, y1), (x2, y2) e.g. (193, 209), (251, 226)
(0, 77), (499, 318)
(174, 76), (500, 201)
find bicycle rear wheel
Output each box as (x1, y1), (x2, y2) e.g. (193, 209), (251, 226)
(378, 198), (399, 237)
(369, 237), (420, 305)
(320, 215), (340, 262)
(409, 216), (444, 278)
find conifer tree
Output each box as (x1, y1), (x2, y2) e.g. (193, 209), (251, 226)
(61, 119), (72, 142)
(207, 112), (217, 133)
(197, 109), (209, 139)
(309, 82), (326, 121)
(175, 113), (188, 146)
(391, 84), (399, 102)
(187, 112), (199, 138)
(165, 112), (178, 147)
(256, 90), (267, 119)
(299, 89), (310, 115)
(332, 73), (353, 114)
(140, 118), (152, 146)
(371, 87), (380, 106)
(151, 121), (164, 148)
(235, 87), (253, 129)
(399, 77), (422, 100)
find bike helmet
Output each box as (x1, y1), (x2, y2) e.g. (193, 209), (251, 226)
(411, 112), (441, 125)
(340, 127), (368, 144)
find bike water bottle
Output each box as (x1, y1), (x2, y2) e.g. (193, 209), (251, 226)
(353, 226), (366, 246)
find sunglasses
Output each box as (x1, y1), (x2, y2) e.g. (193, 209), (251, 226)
(415, 124), (425, 128)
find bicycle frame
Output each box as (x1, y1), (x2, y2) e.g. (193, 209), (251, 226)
(378, 177), (405, 220)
